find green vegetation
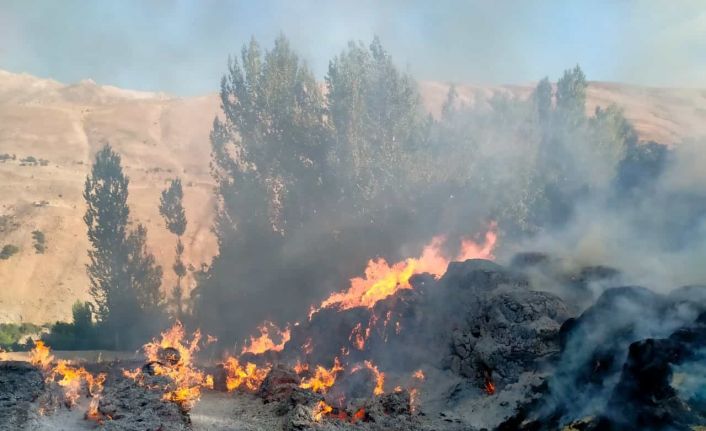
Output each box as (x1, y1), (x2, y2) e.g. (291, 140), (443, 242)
(19, 156), (49, 166)
(83, 144), (165, 349)
(32, 230), (46, 254)
(0, 244), (19, 260)
(0, 323), (41, 348)
(42, 302), (102, 350)
(159, 178), (188, 318)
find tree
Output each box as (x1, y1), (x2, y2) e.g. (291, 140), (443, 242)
(555, 65), (587, 126)
(326, 37), (427, 205)
(200, 35), (331, 340)
(84, 144), (163, 348)
(125, 224), (163, 312)
(532, 77), (553, 123)
(159, 178), (188, 318)
(83, 144), (131, 333)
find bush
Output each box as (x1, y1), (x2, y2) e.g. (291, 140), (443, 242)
(32, 230), (46, 254)
(0, 323), (42, 348)
(42, 301), (104, 350)
(0, 244), (19, 260)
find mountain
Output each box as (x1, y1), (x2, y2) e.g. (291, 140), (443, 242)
(0, 69), (704, 324)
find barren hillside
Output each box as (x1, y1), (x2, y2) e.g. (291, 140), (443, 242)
(1, 69), (704, 324)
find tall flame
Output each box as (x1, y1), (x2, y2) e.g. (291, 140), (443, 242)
(29, 340), (54, 370)
(132, 321), (213, 409)
(313, 224), (497, 313)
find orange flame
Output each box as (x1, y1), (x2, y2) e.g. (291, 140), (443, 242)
(138, 321), (211, 409)
(349, 322), (366, 351)
(30, 341), (106, 415)
(313, 224), (497, 313)
(412, 369), (425, 381)
(29, 340), (54, 370)
(222, 356), (270, 391)
(299, 357), (343, 393)
(241, 321), (291, 355)
(351, 360), (384, 396)
(484, 378), (496, 395)
(313, 401), (333, 421)
(293, 360), (309, 375)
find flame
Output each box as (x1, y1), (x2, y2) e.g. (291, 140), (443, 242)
(351, 360), (385, 396)
(30, 341), (106, 417)
(139, 321), (211, 409)
(293, 360), (309, 375)
(302, 337), (313, 355)
(241, 321), (291, 355)
(29, 340), (54, 370)
(484, 377), (496, 395)
(299, 357), (343, 393)
(313, 401), (333, 421)
(312, 224), (497, 313)
(349, 322), (366, 350)
(412, 369), (425, 380)
(222, 356), (270, 391)
(352, 408), (366, 423)
(410, 388), (419, 413)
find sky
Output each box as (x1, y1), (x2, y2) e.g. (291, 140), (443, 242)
(1, 0), (705, 96)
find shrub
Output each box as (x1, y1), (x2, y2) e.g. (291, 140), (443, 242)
(32, 230), (46, 254)
(42, 301), (104, 350)
(0, 244), (19, 260)
(0, 323), (42, 347)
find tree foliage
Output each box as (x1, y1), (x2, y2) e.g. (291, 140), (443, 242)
(159, 178), (188, 317)
(83, 144), (163, 349)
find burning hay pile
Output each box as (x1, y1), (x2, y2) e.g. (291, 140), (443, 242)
(5, 225), (706, 430)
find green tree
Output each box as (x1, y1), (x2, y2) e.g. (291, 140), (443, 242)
(84, 144), (163, 348)
(555, 65), (587, 126)
(215, 35), (330, 236)
(326, 37), (427, 205)
(83, 144), (131, 332)
(159, 178), (188, 318)
(532, 77), (553, 123)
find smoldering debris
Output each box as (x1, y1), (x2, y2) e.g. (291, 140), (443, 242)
(6, 253), (706, 430)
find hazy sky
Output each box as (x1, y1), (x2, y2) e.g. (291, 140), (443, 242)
(1, 0), (704, 95)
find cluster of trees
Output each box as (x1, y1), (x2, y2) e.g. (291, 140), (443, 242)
(41, 35), (668, 350)
(43, 146), (190, 350)
(194, 36), (653, 343)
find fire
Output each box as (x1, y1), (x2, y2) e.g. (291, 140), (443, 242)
(299, 357), (343, 393)
(410, 388), (419, 412)
(313, 401), (333, 421)
(241, 321), (291, 355)
(293, 360), (309, 375)
(222, 356), (270, 391)
(29, 340), (54, 370)
(137, 321), (212, 409)
(412, 369), (425, 380)
(349, 322), (366, 350)
(484, 376), (496, 395)
(313, 224), (497, 313)
(352, 408), (366, 422)
(29, 341), (106, 418)
(352, 360), (384, 396)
